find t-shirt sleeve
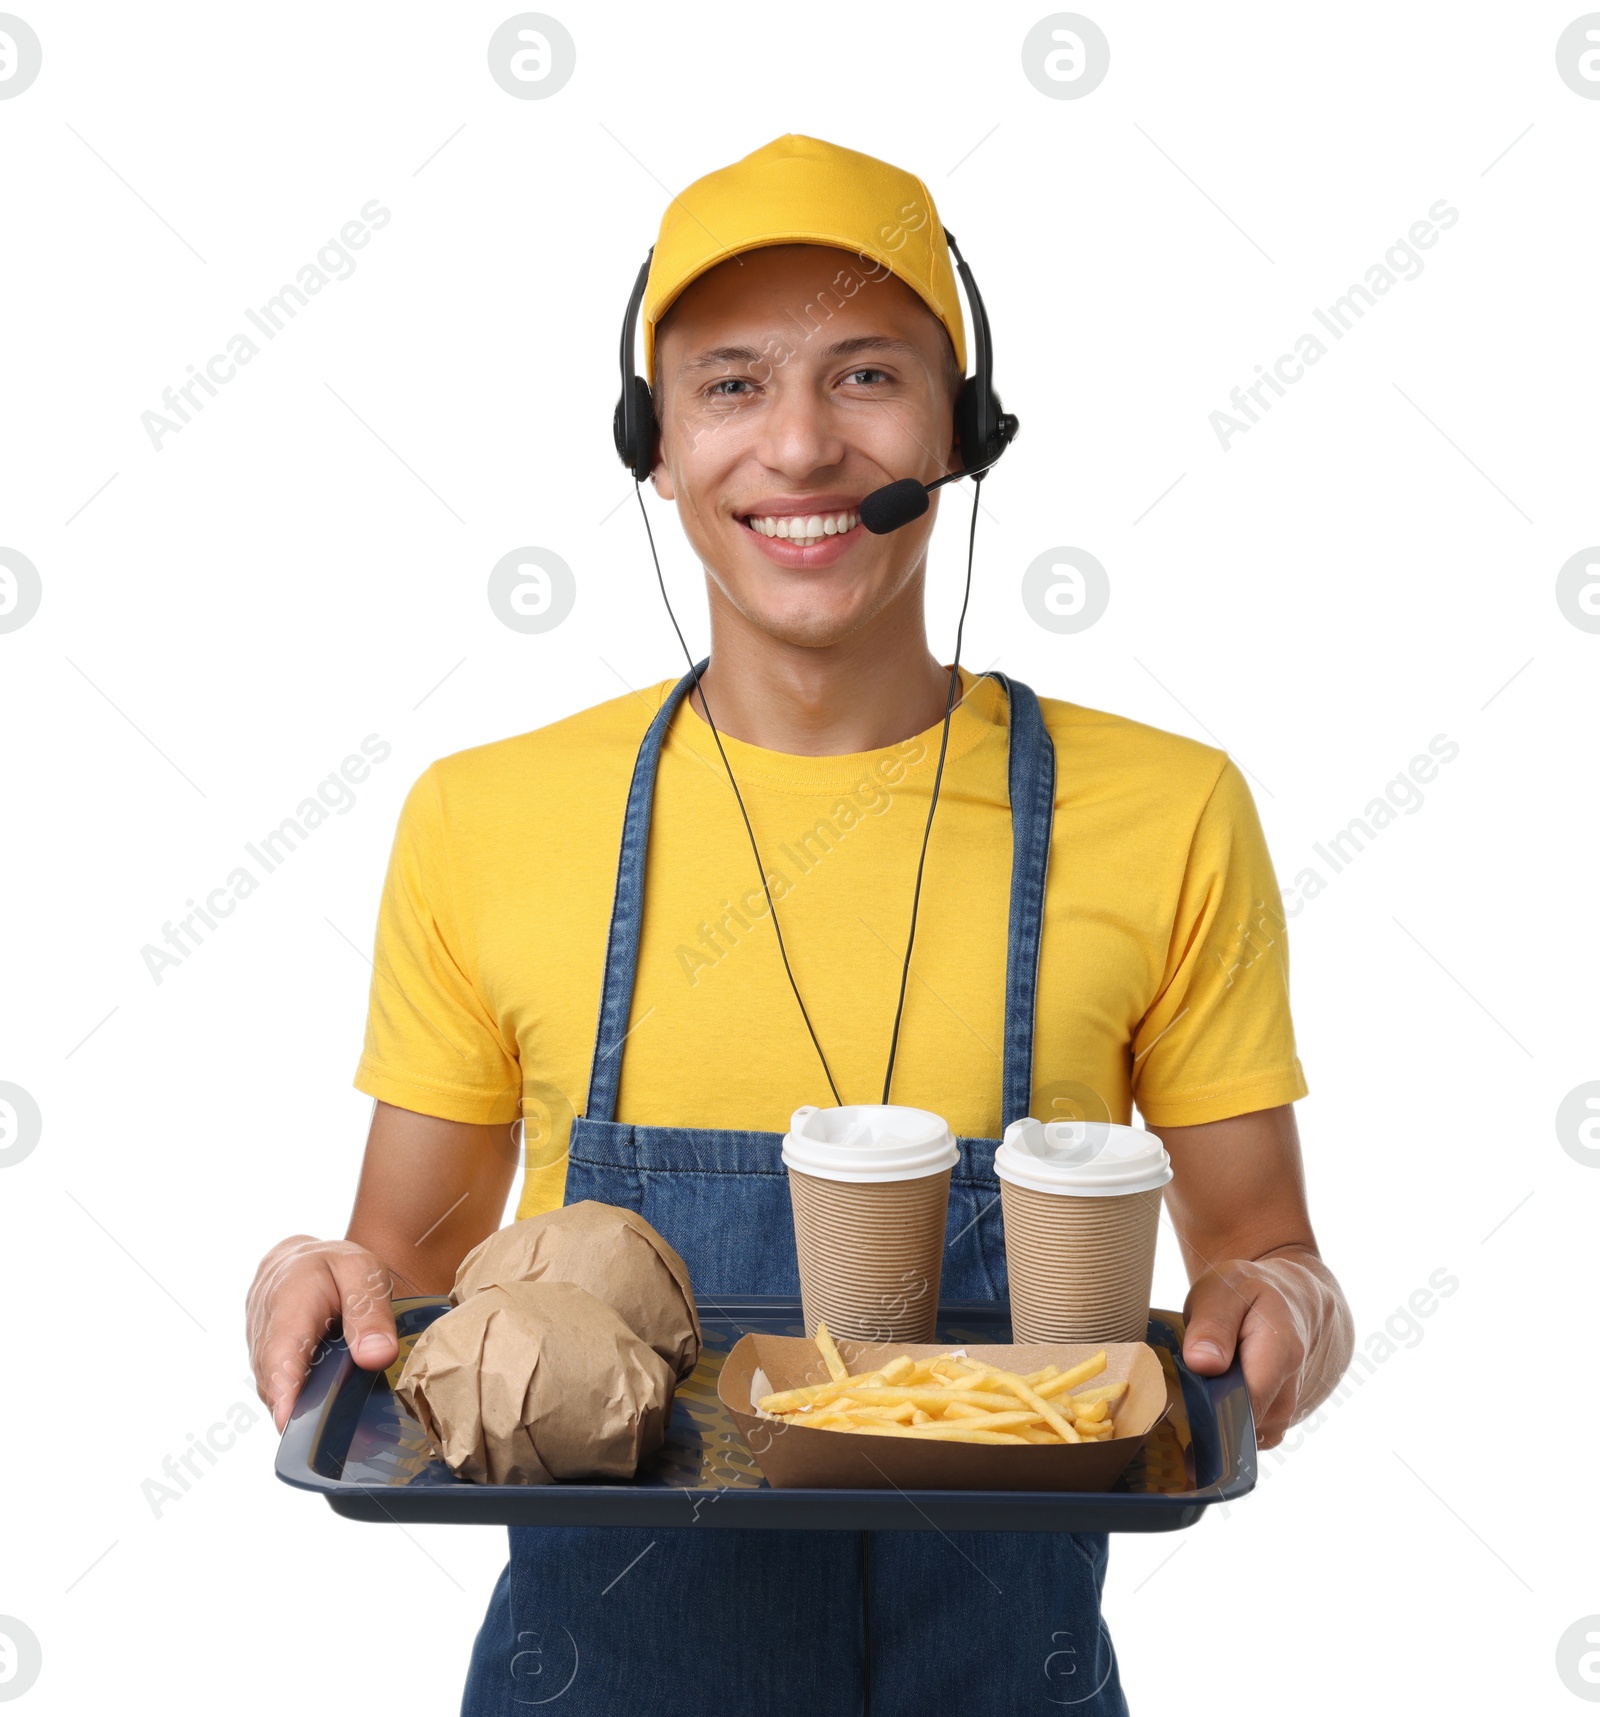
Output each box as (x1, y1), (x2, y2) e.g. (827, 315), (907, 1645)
(353, 764), (522, 1125)
(1130, 756), (1309, 1128)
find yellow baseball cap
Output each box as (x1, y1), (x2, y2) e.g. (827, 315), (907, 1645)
(641, 134), (967, 384)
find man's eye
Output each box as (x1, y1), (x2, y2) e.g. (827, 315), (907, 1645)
(707, 377), (752, 398)
(844, 367), (890, 385)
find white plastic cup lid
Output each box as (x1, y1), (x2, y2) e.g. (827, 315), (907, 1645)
(782, 1104), (959, 1184)
(994, 1117), (1173, 1197)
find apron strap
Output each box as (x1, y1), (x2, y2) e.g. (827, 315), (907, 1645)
(581, 660), (1055, 1127)
(581, 658), (707, 1127)
(988, 671), (1056, 1129)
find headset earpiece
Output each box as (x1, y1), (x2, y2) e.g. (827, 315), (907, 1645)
(613, 252), (658, 482)
(955, 376), (1019, 474)
(954, 376), (989, 475)
(613, 374), (657, 482)
(944, 229), (1019, 477)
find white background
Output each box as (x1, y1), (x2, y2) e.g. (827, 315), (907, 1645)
(2, 2), (1596, 1711)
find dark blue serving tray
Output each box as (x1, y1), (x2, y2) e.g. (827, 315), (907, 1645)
(275, 1297), (1255, 1533)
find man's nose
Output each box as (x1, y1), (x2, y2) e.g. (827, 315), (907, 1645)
(755, 371), (846, 477)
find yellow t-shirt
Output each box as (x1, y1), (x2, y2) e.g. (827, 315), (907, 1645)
(355, 667), (1308, 1222)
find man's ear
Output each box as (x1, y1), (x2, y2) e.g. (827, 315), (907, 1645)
(946, 413), (964, 480)
(650, 445), (675, 501)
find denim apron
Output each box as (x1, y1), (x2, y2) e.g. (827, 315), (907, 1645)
(461, 661), (1127, 1717)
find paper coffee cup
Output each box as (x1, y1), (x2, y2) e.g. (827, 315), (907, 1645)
(782, 1104), (959, 1344)
(995, 1118), (1172, 1344)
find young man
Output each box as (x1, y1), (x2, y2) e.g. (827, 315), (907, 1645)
(248, 135), (1353, 1715)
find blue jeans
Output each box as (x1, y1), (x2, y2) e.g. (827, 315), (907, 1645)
(461, 1524), (1126, 1715)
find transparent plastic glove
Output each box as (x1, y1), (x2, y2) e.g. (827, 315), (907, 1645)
(246, 1235), (398, 1433)
(1180, 1248), (1354, 1450)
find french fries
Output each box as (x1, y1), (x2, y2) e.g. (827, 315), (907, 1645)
(756, 1325), (1129, 1445)
(814, 1322), (849, 1382)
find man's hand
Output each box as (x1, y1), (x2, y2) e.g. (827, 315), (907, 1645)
(1181, 1250), (1350, 1449)
(247, 1236), (399, 1432)
(245, 1102), (520, 1431)
(1148, 1104), (1354, 1451)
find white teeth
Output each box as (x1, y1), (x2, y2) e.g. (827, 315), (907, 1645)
(746, 509), (859, 543)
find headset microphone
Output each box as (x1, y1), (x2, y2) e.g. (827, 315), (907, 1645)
(858, 429), (1018, 535)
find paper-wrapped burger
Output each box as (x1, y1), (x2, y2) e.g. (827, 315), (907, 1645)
(393, 1280), (674, 1485)
(451, 1200), (702, 1380)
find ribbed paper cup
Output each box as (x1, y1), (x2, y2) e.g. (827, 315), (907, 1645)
(788, 1168), (951, 1343)
(998, 1180), (1162, 1344)
(781, 1104), (959, 1345)
(995, 1118), (1173, 1345)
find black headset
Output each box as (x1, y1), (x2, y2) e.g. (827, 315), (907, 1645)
(612, 228), (1018, 497)
(608, 226), (1017, 1106)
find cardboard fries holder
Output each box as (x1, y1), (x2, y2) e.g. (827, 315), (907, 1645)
(718, 1332), (1168, 1493)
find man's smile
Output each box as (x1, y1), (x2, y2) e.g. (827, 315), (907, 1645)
(735, 494), (866, 563)
(741, 508), (861, 543)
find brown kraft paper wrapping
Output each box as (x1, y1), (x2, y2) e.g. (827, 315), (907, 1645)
(394, 1280), (675, 1485)
(451, 1200), (703, 1379)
